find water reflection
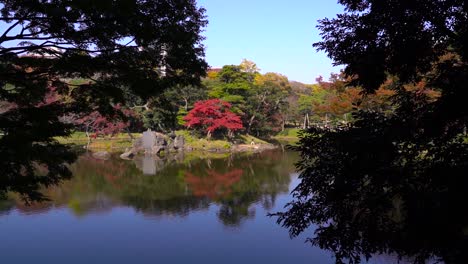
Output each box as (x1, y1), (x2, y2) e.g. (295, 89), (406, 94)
(0, 150), (427, 263)
(1, 150), (297, 227)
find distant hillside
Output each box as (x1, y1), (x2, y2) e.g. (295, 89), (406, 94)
(289, 80), (315, 95)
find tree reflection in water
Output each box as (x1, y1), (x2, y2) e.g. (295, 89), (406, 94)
(185, 169), (244, 199)
(0, 150), (297, 227)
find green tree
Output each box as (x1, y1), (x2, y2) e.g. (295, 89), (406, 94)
(0, 0), (208, 201)
(275, 1), (468, 263)
(246, 72), (291, 135)
(164, 85), (207, 112)
(206, 65), (254, 105)
(205, 63), (292, 136)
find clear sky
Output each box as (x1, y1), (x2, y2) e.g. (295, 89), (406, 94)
(0, 1), (344, 84)
(197, 0), (344, 84)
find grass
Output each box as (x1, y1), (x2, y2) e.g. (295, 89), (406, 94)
(175, 130), (232, 151)
(56, 132), (137, 151)
(175, 130), (271, 150)
(237, 134), (269, 144)
(275, 128), (301, 138)
(273, 128), (301, 144)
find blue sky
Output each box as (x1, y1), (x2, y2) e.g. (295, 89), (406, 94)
(0, 1), (344, 84)
(197, 0), (344, 83)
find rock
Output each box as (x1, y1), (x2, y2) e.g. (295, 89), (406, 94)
(120, 130), (186, 160)
(167, 142), (174, 151)
(120, 138), (143, 160)
(120, 151), (135, 160)
(142, 129), (156, 152)
(92, 151), (110, 160)
(151, 145), (166, 155)
(173, 135), (185, 151)
(132, 138), (144, 151)
(168, 130), (176, 140)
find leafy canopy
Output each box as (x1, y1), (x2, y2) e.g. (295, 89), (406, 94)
(275, 1), (468, 263)
(0, 0), (208, 201)
(184, 99), (243, 137)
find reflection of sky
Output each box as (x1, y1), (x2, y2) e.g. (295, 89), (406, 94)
(0, 173), (332, 264)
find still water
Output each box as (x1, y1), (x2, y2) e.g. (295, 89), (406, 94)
(0, 150), (397, 264)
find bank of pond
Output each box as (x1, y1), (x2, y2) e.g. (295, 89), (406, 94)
(56, 129), (299, 156)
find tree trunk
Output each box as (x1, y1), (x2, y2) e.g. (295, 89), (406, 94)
(184, 98), (189, 111)
(247, 115), (256, 134)
(303, 113), (310, 129)
(85, 125), (91, 150)
(158, 123), (164, 133)
(127, 129), (134, 141)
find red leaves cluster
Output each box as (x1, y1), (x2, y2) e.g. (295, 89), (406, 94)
(183, 99), (243, 134)
(75, 104), (136, 138)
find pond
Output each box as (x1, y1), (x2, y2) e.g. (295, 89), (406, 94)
(0, 150), (399, 264)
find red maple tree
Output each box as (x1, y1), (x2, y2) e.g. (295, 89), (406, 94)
(74, 104), (136, 148)
(184, 99), (243, 138)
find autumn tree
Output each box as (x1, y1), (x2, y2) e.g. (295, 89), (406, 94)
(184, 99), (243, 138)
(185, 169), (243, 199)
(204, 61), (293, 136)
(74, 104), (136, 147)
(0, 0), (208, 201)
(239, 59), (260, 77)
(246, 72), (291, 135)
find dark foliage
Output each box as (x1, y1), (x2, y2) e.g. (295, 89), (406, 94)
(0, 0), (207, 201)
(275, 1), (468, 263)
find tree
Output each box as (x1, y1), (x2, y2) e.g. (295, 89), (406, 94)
(184, 99), (243, 138)
(185, 169), (243, 199)
(239, 59), (260, 75)
(164, 85), (207, 112)
(275, 1), (468, 263)
(246, 72), (291, 135)
(0, 0), (208, 201)
(140, 96), (178, 132)
(74, 104), (135, 148)
(205, 62), (293, 136)
(206, 65), (254, 105)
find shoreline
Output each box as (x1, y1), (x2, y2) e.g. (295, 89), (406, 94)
(58, 131), (291, 155)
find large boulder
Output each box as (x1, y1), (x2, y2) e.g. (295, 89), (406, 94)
(120, 130), (186, 159)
